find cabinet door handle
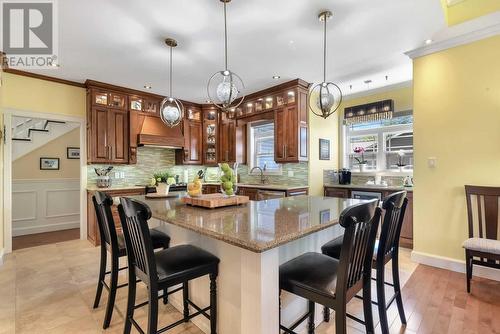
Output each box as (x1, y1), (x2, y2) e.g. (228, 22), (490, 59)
(284, 145), (287, 158)
(110, 146), (113, 159)
(184, 149), (189, 160)
(106, 146), (110, 159)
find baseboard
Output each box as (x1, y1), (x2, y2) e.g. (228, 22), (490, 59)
(411, 250), (500, 281)
(0, 248), (4, 266)
(12, 221), (80, 237)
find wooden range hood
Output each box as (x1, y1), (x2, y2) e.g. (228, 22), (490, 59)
(132, 111), (184, 149)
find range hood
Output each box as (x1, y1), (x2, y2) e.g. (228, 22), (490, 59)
(133, 113), (184, 149)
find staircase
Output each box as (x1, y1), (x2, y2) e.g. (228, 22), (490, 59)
(12, 116), (79, 161)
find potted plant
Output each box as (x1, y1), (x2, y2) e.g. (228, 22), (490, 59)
(353, 147), (368, 172)
(153, 171), (176, 195)
(397, 150), (406, 172)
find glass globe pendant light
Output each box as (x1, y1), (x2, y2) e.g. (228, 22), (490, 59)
(309, 10), (343, 119)
(160, 38), (184, 127)
(207, 0), (245, 114)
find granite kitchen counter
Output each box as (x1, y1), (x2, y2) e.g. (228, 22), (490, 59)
(86, 185), (147, 192)
(134, 195), (362, 253)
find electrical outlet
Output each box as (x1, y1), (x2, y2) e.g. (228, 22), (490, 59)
(115, 172), (120, 179)
(428, 157), (437, 168)
(288, 170), (294, 177)
(120, 172), (125, 179)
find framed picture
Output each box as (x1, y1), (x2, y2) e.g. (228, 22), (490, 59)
(67, 147), (80, 159)
(320, 209), (331, 224)
(319, 138), (330, 160)
(40, 157), (60, 170)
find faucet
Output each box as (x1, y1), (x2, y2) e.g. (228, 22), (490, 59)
(250, 166), (267, 184)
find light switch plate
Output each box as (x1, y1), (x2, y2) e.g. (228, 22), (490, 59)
(428, 157), (437, 168)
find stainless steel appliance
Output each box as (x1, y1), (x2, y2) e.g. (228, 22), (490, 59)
(256, 190), (286, 200)
(351, 190), (382, 200)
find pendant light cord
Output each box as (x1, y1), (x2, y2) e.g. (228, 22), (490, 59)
(169, 45), (173, 97)
(223, 1), (228, 71)
(323, 13), (327, 83)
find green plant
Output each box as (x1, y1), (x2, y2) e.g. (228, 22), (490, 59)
(153, 171), (172, 184)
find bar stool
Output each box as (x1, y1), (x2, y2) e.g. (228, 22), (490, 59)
(279, 199), (381, 334)
(321, 191), (408, 334)
(92, 191), (171, 329)
(118, 197), (220, 334)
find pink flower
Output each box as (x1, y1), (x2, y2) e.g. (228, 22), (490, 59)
(353, 147), (365, 154)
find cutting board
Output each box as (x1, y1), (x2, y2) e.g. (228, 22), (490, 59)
(181, 193), (249, 209)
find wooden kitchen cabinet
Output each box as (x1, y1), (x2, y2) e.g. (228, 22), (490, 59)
(87, 188), (146, 246)
(237, 187), (258, 200)
(274, 89), (308, 163)
(203, 184), (220, 194)
(176, 106), (203, 165)
(218, 112), (246, 164)
(202, 107), (219, 166)
(324, 187), (350, 198)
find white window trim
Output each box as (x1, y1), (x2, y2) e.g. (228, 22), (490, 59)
(247, 121), (283, 176)
(341, 122), (414, 175)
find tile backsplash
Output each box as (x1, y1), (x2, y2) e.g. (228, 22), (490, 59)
(323, 169), (409, 187)
(87, 147), (309, 187)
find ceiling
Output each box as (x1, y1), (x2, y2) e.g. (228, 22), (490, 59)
(30, 0), (445, 102)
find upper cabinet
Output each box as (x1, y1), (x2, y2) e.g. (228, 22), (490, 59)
(87, 87), (129, 164)
(176, 105), (203, 165)
(218, 111), (246, 164)
(236, 79), (309, 163)
(202, 106), (219, 166)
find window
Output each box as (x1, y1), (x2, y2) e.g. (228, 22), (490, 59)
(344, 114), (413, 172)
(249, 121), (281, 174)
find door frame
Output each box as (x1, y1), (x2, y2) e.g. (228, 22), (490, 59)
(2, 109), (87, 254)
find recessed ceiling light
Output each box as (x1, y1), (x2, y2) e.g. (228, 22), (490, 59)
(143, 85), (152, 89)
(425, 39), (433, 45)
(272, 75), (280, 80)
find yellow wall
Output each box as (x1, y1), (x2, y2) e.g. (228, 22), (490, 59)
(308, 105), (339, 196)
(2, 73), (86, 116)
(413, 35), (500, 261)
(0, 70), (4, 250)
(13, 128), (80, 180)
(441, 0), (500, 26)
(1, 73), (86, 252)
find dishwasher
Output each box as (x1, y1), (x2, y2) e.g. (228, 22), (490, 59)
(351, 190), (382, 200)
(256, 190), (286, 200)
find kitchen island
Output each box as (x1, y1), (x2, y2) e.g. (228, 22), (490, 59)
(134, 195), (363, 334)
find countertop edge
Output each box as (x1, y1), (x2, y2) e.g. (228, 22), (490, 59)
(324, 184), (413, 192)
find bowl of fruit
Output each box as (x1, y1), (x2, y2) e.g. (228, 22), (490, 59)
(219, 163), (238, 197)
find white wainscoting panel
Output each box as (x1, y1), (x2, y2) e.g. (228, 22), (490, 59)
(12, 179), (80, 236)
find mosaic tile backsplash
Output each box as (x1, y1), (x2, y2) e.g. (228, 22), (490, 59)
(87, 147), (309, 187)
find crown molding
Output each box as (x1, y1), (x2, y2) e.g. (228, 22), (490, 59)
(405, 11), (500, 59)
(343, 80), (412, 101)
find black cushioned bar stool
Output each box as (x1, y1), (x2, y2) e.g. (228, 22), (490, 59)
(118, 197), (220, 334)
(279, 199), (381, 334)
(92, 191), (171, 329)
(321, 191), (408, 334)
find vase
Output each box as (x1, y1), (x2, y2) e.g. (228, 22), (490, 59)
(218, 162), (239, 197)
(398, 166), (405, 173)
(359, 164), (366, 173)
(156, 183), (170, 195)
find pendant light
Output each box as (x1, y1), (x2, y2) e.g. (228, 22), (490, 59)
(160, 38), (184, 127)
(309, 10), (342, 119)
(207, 0), (245, 114)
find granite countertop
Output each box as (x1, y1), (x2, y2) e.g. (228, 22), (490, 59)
(134, 195), (362, 253)
(204, 182), (309, 191)
(324, 183), (413, 192)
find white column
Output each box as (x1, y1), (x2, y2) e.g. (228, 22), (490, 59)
(240, 247), (280, 334)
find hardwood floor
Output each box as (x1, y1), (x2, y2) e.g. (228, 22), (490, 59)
(0, 240), (498, 334)
(12, 228), (80, 251)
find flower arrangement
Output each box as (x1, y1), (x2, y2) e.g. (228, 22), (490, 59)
(353, 147), (367, 165)
(397, 150), (406, 167)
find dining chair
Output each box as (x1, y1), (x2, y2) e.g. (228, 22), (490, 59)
(464, 185), (500, 292)
(118, 197), (220, 334)
(321, 191), (408, 334)
(92, 191), (171, 329)
(279, 199), (381, 334)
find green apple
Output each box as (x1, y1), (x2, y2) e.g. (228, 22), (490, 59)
(223, 181), (233, 190)
(220, 175), (229, 183)
(220, 163), (230, 172)
(225, 188), (234, 196)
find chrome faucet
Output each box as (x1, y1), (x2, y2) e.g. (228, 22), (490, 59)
(250, 166), (267, 184)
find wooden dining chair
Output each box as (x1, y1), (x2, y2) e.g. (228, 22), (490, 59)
(464, 185), (500, 292)
(279, 199), (381, 334)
